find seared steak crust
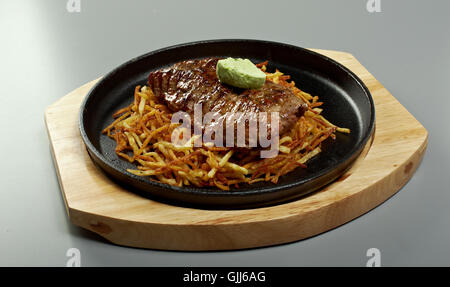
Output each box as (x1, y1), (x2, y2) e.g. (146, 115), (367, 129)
(148, 58), (308, 145)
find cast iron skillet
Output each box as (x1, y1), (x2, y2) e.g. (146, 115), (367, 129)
(79, 39), (375, 209)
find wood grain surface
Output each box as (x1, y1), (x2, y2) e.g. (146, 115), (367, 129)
(44, 49), (428, 250)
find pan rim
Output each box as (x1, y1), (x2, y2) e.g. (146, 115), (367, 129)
(79, 38), (375, 198)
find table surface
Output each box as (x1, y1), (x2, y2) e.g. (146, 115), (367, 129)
(1, 0), (449, 267)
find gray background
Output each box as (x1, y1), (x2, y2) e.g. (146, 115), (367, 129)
(0, 0), (448, 266)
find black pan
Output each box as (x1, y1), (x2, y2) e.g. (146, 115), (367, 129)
(79, 39), (375, 209)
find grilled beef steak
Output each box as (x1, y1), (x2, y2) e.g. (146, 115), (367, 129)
(147, 58), (308, 146)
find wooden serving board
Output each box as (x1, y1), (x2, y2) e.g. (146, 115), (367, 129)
(45, 49), (428, 251)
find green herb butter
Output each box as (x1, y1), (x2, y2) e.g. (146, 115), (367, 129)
(216, 58), (266, 89)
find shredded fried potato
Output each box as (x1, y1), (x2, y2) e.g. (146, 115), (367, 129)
(102, 62), (350, 190)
